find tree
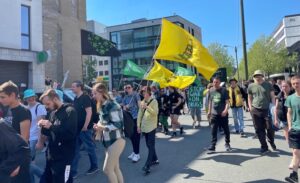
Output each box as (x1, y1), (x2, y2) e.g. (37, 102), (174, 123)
(238, 36), (298, 80)
(83, 57), (97, 84)
(207, 43), (235, 77)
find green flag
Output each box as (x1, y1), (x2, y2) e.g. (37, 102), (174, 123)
(175, 66), (201, 85)
(175, 66), (194, 76)
(122, 60), (146, 79)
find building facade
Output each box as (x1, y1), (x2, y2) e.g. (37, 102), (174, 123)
(43, 0), (87, 87)
(0, 0), (45, 93)
(271, 14), (300, 47)
(106, 15), (202, 90)
(87, 20), (112, 89)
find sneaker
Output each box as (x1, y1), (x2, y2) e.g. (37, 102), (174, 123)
(150, 160), (160, 166)
(192, 122), (196, 129)
(142, 166), (150, 175)
(270, 143), (277, 151)
(86, 167), (100, 175)
(132, 154), (140, 163)
(208, 145), (216, 152)
(240, 132), (247, 137)
(260, 148), (270, 155)
(128, 152), (135, 160)
(285, 172), (298, 183)
(171, 132), (177, 138)
(180, 127), (184, 135)
(225, 143), (232, 151)
(235, 130), (240, 134)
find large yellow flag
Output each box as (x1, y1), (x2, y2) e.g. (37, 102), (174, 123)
(145, 61), (196, 89)
(154, 19), (219, 80)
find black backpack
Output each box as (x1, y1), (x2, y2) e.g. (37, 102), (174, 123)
(122, 110), (134, 138)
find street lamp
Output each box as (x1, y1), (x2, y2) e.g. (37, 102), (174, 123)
(224, 45), (239, 81)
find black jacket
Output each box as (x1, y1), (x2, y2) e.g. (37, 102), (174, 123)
(0, 120), (30, 179)
(41, 104), (77, 163)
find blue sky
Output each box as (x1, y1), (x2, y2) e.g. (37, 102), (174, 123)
(87, 0), (300, 58)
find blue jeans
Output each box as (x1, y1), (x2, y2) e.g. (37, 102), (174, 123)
(29, 140), (43, 183)
(71, 129), (98, 176)
(231, 107), (244, 132)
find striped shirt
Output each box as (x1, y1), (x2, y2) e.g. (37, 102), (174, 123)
(99, 100), (124, 148)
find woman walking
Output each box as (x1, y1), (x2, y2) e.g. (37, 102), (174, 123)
(137, 86), (159, 175)
(168, 87), (184, 137)
(93, 83), (125, 183)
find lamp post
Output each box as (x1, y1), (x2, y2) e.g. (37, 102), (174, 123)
(240, 0), (249, 80)
(224, 45), (240, 81)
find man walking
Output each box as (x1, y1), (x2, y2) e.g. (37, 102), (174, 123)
(228, 78), (247, 137)
(0, 81), (31, 143)
(285, 75), (300, 183)
(37, 89), (77, 183)
(71, 81), (99, 178)
(248, 70), (276, 154)
(207, 77), (231, 152)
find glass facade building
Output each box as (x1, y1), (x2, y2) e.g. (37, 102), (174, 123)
(108, 16), (202, 90)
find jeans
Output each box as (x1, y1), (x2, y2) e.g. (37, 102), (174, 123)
(143, 129), (158, 167)
(251, 108), (275, 150)
(231, 107), (244, 132)
(71, 129), (98, 176)
(211, 114), (230, 146)
(29, 140), (43, 183)
(130, 119), (141, 154)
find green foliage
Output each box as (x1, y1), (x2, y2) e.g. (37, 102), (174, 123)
(238, 36), (298, 80)
(207, 43), (235, 77)
(83, 57), (97, 84)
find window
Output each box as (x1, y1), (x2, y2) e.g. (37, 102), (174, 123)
(99, 71), (103, 76)
(99, 61), (103, 66)
(191, 29), (194, 36)
(104, 60), (108, 65)
(105, 71), (109, 75)
(21, 5), (30, 50)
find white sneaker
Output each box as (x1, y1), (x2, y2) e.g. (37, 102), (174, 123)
(132, 154), (140, 163)
(128, 152), (135, 160)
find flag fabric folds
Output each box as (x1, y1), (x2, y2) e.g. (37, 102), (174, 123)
(175, 66), (201, 86)
(153, 19), (219, 80)
(123, 60), (146, 79)
(145, 61), (196, 89)
(81, 29), (120, 56)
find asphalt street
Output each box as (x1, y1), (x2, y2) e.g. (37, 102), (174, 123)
(35, 110), (292, 183)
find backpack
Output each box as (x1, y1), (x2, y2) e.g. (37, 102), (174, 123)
(122, 110), (135, 138)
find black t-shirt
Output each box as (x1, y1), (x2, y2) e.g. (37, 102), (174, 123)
(276, 90), (294, 122)
(73, 94), (92, 131)
(10, 105), (31, 134)
(273, 84), (281, 96)
(169, 92), (181, 109)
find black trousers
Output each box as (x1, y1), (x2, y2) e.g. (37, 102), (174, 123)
(130, 119), (141, 154)
(251, 108), (275, 150)
(211, 114), (230, 146)
(144, 129), (158, 167)
(40, 160), (72, 183)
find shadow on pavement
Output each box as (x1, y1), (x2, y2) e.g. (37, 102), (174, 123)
(181, 167), (204, 179)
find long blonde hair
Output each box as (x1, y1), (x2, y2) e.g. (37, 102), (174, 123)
(93, 83), (112, 111)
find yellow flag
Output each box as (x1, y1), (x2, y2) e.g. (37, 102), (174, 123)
(168, 75), (196, 89)
(154, 19), (219, 80)
(145, 61), (196, 89)
(145, 61), (173, 87)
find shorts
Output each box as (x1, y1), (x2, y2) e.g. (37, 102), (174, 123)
(170, 108), (181, 115)
(289, 129), (300, 149)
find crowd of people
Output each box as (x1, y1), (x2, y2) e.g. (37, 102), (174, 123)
(0, 69), (300, 183)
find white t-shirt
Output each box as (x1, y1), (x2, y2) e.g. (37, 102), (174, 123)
(28, 103), (47, 141)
